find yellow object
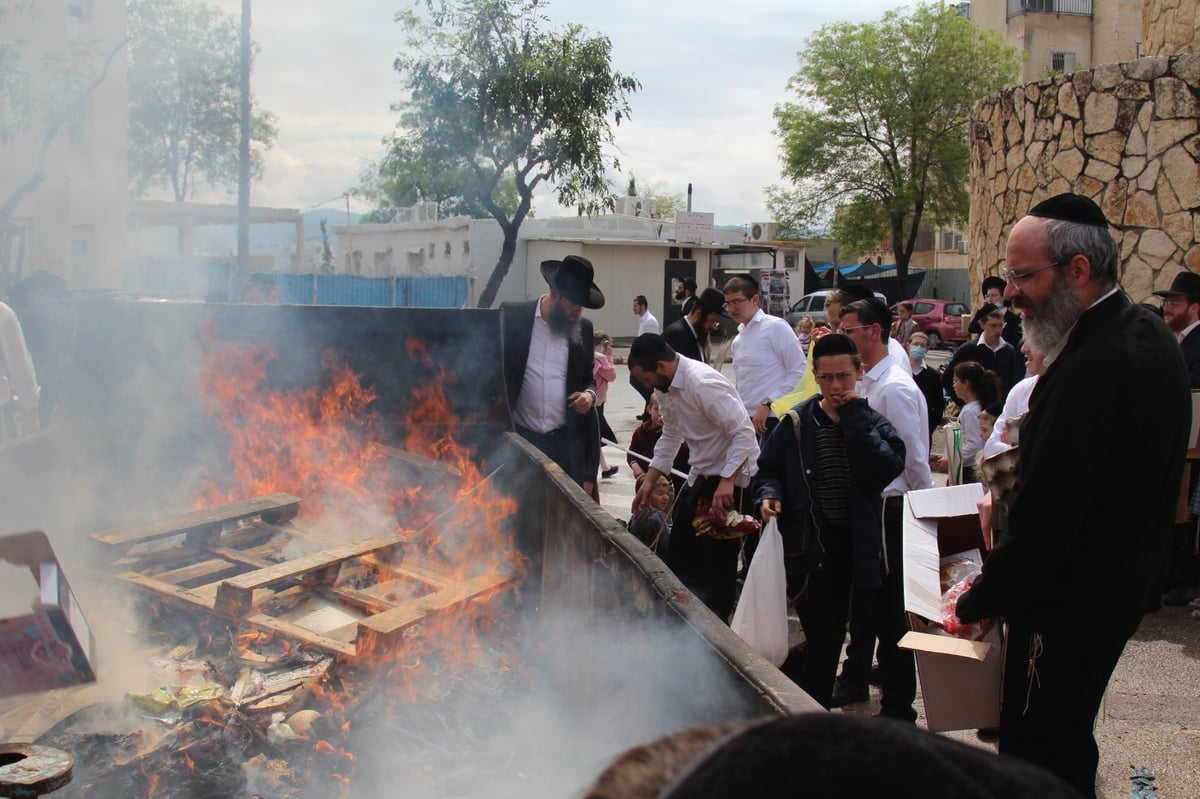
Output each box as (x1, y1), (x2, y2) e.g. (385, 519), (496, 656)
(770, 338), (819, 416)
(129, 683), (228, 713)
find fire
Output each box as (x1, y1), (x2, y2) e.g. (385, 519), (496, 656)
(180, 333), (528, 791)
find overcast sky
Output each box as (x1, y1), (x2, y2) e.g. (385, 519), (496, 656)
(198, 0), (900, 228)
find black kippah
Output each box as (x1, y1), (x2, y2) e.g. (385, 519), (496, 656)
(812, 333), (857, 361)
(1027, 193), (1110, 228)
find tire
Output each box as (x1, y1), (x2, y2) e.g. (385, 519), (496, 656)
(926, 330), (943, 350)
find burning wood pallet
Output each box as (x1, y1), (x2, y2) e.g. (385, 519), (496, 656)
(91, 489), (515, 664)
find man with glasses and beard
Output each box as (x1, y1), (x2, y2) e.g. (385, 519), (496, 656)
(954, 194), (1190, 799)
(502, 256), (605, 495)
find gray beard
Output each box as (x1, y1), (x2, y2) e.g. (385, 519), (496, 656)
(1019, 276), (1083, 354)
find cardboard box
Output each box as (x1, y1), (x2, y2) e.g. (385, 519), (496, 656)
(0, 531), (97, 697)
(899, 484), (1000, 732)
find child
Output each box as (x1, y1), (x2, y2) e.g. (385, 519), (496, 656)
(627, 393), (690, 492)
(628, 473), (674, 557)
(752, 334), (906, 709)
(936, 362), (1002, 484)
(978, 403), (1003, 444)
(795, 316), (815, 351)
(593, 331), (619, 478)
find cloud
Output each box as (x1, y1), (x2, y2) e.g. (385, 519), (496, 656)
(197, 0), (899, 221)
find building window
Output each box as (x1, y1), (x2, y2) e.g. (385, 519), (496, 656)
(462, 240), (470, 256)
(1051, 52), (1076, 73)
(67, 0), (93, 20)
(70, 227), (92, 281)
(428, 243), (435, 258)
(444, 241), (451, 256)
(67, 103), (86, 146)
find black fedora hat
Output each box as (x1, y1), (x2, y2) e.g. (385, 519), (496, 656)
(1153, 271), (1200, 302)
(694, 287), (729, 317)
(540, 255), (605, 309)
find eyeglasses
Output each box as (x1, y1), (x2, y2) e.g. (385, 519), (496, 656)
(815, 371), (858, 383)
(840, 324), (873, 333)
(723, 296), (750, 308)
(1161, 296), (1192, 308)
(1003, 261), (1064, 285)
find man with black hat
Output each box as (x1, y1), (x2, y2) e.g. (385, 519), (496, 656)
(662, 288), (725, 365)
(1154, 271), (1200, 387)
(955, 194), (1189, 798)
(968, 276), (1023, 346)
(502, 255), (605, 491)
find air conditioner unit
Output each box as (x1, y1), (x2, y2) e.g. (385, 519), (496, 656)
(614, 196), (638, 216)
(749, 222), (777, 241)
(957, 240), (969, 254)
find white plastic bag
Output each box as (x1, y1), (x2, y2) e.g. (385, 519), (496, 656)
(730, 517), (789, 666)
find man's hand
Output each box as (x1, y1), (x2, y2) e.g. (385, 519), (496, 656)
(711, 476), (736, 513)
(825, 389), (860, 412)
(568, 390), (595, 414)
(760, 498), (782, 520)
(752, 404), (770, 435)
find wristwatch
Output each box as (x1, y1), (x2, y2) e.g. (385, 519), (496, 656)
(761, 397), (773, 407)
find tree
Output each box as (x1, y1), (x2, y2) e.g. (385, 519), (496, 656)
(356, 132), (522, 223)
(389, 0), (639, 308)
(770, 3), (1019, 297)
(127, 0), (277, 202)
(1, 2), (128, 224)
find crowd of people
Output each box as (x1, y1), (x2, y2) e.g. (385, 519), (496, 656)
(504, 195), (1197, 799)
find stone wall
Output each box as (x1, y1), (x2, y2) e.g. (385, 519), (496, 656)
(969, 54), (1200, 302)
(1143, 0), (1199, 56)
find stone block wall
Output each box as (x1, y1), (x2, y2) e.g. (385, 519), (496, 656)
(969, 53), (1200, 302)
(1143, 0), (1199, 56)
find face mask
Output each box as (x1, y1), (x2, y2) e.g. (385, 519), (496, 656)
(909, 346), (927, 360)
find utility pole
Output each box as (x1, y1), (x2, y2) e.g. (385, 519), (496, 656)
(236, 0), (251, 300)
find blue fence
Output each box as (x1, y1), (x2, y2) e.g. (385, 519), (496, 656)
(137, 260), (472, 308)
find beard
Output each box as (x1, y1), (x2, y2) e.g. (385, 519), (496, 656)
(1015, 274), (1083, 354)
(544, 300), (577, 335)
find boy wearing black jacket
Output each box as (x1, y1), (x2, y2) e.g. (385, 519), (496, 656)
(753, 334), (906, 708)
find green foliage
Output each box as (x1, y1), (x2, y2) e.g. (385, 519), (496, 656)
(384, 0), (639, 307)
(127, 0), (278, 201)
(356, 131), (522, 221)
(772, 2), (1019, 293)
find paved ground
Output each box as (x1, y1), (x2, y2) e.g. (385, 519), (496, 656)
(595, 343), (1200, 799)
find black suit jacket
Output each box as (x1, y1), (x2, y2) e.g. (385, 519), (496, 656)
(957, 292), (1190, 629)
(500, 299), (598, 484)
(1180, 325), (1200, 388)
(663, 317), (706, 364)
(942, 339), (1026, 404)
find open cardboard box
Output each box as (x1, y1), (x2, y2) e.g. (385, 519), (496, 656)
(899, 483), (1001, 732)
(0, 531), (97, 697)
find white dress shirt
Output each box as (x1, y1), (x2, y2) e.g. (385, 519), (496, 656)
(860, 354), (933, 496)
(983, 374), (1038, 458)
(512, 296), (569, 434)
(0, 302), (38, 410)
(888, 336), (908, 365)
(637, 309), (660, 336)
(652, 356), (759, 487)
(731, 309), (807, 417)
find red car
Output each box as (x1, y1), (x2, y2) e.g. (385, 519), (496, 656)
(904, 298), (971, 349)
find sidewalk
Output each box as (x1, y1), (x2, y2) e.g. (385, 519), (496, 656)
(594, 348), (1200, 799)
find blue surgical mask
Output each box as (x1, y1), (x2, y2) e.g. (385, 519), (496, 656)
(909, 346), (927, 360)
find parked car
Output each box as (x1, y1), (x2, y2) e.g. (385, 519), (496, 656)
(787, 289), (887, 328)
(904, 298), (971, 349)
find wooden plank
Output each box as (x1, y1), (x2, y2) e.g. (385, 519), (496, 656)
(116, 571), (218, 611)
(214, 535), (405, 617)
(356, 571), (515, 655)
(243, 614), (357, 658)
(369, 442), (462, 478)
(154, 541), (282, 586)
(92, 494), (301, 551)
